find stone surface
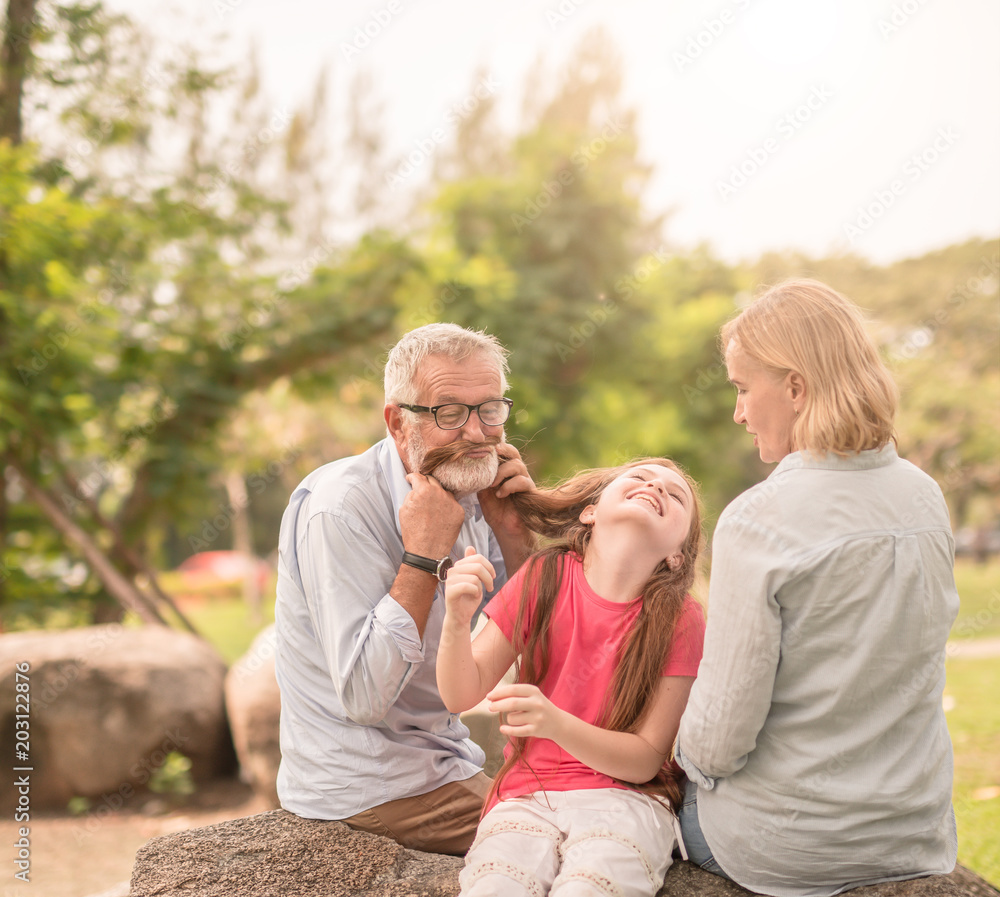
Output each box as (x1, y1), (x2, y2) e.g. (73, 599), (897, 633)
(0, 624), (235, 809)
(129, 810), (463, 897)
(225, 625), (281, 807)
(129, 809), (999, 897)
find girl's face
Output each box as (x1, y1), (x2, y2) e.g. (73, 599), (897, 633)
(580, 464), (694, 570)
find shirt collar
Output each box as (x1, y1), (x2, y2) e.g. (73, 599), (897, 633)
(770, 442), (899, 478)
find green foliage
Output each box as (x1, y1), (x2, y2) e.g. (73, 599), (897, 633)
(1, 2), (411, 623)
(148, 751), (195, 796)
(2, 8), (997, 630)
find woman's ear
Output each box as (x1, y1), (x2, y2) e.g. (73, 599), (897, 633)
(579, 504), (596, 525)
(787, 371), (806, 412)
(666, 552), (683, 571)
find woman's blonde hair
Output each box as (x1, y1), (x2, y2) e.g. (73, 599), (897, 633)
(722, 278), (898, 457)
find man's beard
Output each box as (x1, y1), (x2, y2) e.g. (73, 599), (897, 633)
(407, 431), (502, 496)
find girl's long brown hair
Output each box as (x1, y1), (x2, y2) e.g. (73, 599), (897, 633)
(421, 445), (704, 810)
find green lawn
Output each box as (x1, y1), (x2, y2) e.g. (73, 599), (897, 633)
(951, 557), (1000, 640)
(177, 594), (275, 665)
(945, 655), (1000, 886)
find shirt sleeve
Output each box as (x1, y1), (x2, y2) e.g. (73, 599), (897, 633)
(298, 509), (423, 727)
(663, 597), (706, 677)
(675, 511), (784, 787)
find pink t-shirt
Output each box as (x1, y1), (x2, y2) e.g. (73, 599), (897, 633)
(483, 553), (705, 809)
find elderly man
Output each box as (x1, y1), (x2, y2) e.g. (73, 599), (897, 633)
(274, 323), (535, 855)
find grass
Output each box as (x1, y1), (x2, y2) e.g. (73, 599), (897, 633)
(951, 558), (1000, 640)
(945, 655), (1000, 885)
(178, 592), (275, 665)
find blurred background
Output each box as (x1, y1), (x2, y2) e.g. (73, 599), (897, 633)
(1, 0), (998, 891)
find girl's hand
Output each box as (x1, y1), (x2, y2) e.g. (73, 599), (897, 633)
(487, 683), (566, 742)
(443, 546), (496, 628)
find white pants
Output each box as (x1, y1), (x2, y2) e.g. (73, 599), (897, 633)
(459, 789), (683, 897)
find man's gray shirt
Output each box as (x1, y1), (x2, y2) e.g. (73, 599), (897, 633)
(274, 437), (506, 819)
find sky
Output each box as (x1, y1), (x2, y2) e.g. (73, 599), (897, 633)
(108, 0), (1000, 265)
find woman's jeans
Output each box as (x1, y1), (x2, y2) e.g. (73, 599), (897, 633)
(678, 779), (733, 879)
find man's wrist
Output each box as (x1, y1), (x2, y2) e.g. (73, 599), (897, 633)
(401, 551), (454, 581)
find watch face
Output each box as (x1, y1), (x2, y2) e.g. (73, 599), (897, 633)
(437, 557), (454, 581)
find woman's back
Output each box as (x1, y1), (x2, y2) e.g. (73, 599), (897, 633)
(680, 444), (958, 895)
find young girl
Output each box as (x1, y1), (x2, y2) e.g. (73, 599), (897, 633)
(436, 458), (706, 897)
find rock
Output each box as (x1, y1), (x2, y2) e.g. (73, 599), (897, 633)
(458, 696), (506, 778)
(129, 810), (463, 897)
(225, 626), (281, 807)
(129, 809), (998, 897)
(0, 624), (236, 810)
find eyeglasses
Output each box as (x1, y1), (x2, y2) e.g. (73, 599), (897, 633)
(397, 398), (513, 430)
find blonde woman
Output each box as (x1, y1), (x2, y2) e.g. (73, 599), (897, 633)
(676, 279), (958, 895)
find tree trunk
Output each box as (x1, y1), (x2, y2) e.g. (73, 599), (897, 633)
(225, 470), (261, 624)
(0, 0), (37, 145)
(6, 458), (168, 626)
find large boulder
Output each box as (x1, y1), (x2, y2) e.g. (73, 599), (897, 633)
(224, 626), (281, 807)
(0, 624), (235, 810)
(129, 810), (998, 897)
(224, 626), (507, 804)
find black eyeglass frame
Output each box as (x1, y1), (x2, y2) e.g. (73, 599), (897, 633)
(396, 398), (513, 430)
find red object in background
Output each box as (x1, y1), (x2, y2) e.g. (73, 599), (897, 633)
(175, 551), (271, 595)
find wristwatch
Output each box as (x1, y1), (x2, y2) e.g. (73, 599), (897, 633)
(401, 551), (454, 581)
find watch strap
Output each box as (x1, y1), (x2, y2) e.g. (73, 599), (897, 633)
(401, 551), (453, 581)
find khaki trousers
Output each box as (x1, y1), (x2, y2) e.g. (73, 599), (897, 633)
(341, 772), (493, 856)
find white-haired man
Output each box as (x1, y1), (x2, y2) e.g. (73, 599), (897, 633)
(274, 323), (535, 854)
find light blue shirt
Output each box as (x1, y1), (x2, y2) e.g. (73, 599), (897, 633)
(274, 437), (506, 819)
(677, 444), (958, 896)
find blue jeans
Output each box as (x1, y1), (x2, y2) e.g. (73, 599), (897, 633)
(678, 779), (733, 879)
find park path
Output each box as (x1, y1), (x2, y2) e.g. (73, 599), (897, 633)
(946, 637), (1000, 658)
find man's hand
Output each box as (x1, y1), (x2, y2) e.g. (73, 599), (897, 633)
(477, 444), (534, 542)
(487, 683), (567, 742)
(400, 472), (465, 558)
(444, 546), (496, 629)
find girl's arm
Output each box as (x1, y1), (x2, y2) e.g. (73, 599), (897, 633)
(487, 675), (695, 785)
(436, 548), (517, 713)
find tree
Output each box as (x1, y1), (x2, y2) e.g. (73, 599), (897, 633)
(1, 1), (416, 627)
